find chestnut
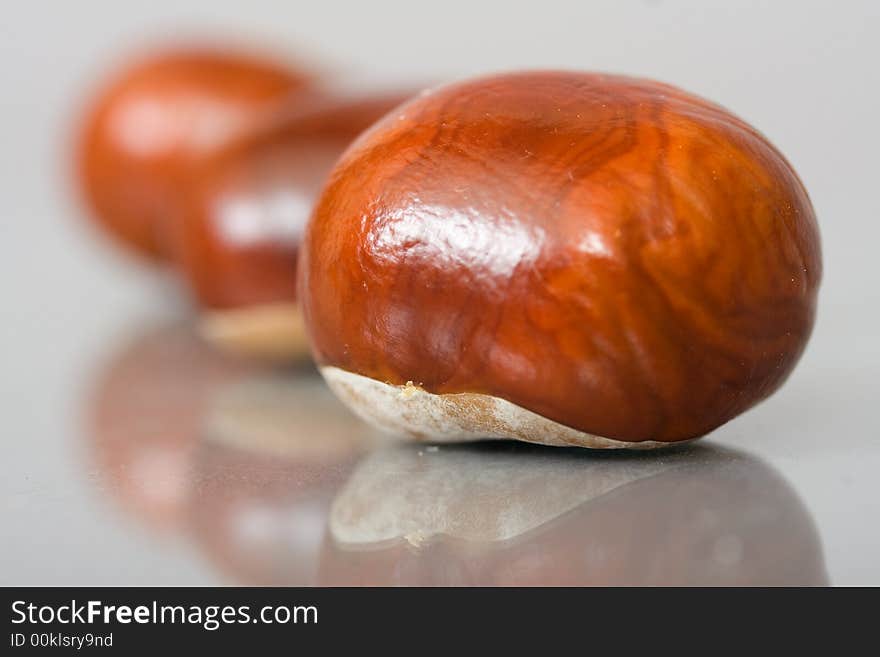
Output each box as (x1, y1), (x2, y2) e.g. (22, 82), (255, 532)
(75, 46), (312, 260)
(172, 91), (415, 360)
(300, 71), (822, 447)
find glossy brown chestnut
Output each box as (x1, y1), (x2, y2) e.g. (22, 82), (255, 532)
(76, 47), (311, 260)
(173, 91), (414, 360)
(300, 71), (822, 447)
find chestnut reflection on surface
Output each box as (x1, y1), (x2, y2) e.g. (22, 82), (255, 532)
(86, 323), (377, 584)
(187, 375), (377, 585)
(300, 71), (822, 447)
(173, 91), (415, 361)
(85, 323), (253, 532)
(319, 443), (827, 586)
(76, 47), (311, 260)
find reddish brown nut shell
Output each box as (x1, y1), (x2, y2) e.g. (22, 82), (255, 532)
(300, 71), (822, 446)
(76, 47), (311, 260)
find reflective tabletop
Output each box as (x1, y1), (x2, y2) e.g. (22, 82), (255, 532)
(3, 304), (876, 585)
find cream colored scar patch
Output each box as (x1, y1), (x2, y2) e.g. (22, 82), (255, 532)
(199, 303), (310, 361)
(320, 365), (679, 450)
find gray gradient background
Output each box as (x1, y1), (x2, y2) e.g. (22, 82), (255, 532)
(1, 0), (878, 584)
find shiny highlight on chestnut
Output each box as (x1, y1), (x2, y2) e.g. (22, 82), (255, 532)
(300, 71), (821, 446)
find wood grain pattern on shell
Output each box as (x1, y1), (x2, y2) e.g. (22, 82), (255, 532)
(301, 71), (822, 447)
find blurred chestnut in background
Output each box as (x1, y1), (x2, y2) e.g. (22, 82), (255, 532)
(75, 47), (312, 260)
(300, 71), (822, 448)
(320, 443), (827, 586)
(173, 91), (415, 361)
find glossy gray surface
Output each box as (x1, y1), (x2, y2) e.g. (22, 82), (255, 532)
(1, 0), (878, 585)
